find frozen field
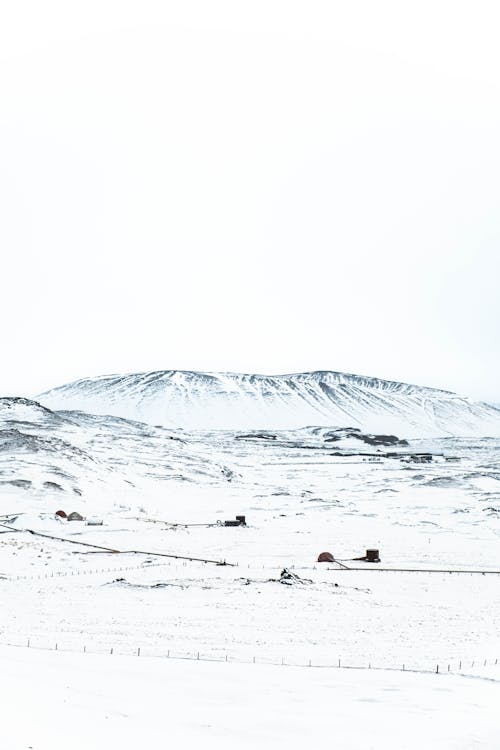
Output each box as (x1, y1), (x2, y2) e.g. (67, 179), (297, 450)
(1, 397), (499, 746)
(1, 645), (498, 750)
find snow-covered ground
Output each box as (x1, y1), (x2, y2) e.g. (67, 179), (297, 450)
(1, 396), (499, 746)
(1, 645), (498, 750)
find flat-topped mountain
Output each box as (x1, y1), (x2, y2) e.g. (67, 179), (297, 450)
(37, 370), (500, 437)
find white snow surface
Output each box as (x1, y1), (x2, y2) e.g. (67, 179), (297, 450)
(38, 369), (500, 437)
(1, 395), (499, 746)
(1, 645), (498, 750)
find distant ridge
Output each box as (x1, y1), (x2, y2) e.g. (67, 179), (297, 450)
(37, 369), (500, 437)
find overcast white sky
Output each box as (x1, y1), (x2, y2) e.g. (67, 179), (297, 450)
(1, 0), (499, 401)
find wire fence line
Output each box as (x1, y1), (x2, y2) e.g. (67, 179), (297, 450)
(6, 557), (236, 582)
(7, 559), (500, 583)
(4, 559), (284, 583)
(8, 559), (183, 581)
(1, 637), (498, 679)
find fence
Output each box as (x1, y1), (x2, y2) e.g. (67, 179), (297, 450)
(8, 559), (500, 583)
(10, 559), (178, 581)
(1, 636), (498, 680)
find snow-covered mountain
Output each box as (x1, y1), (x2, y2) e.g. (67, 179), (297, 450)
(0, 397), (234, 506)
(37, 370), (500, 437)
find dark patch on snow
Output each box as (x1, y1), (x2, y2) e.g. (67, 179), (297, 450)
(43, 481), (64, 491)
(235, 432), (278, 441)
(423, 477), (464, 488)
(239, 570), (313, 587)
(272, 569), (313, 586)
(324, 428), (408, 447)
(0, 478), (32, 489)
(221, 466), (238, 482)
(104, 577), (184, 589)
(0, 429), (94, 462)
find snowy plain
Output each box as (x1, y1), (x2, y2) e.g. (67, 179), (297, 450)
(1, 384), (500, 748)
(1, 645), (498, 750)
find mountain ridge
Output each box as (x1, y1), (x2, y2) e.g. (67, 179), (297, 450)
(36, 369), (500, 437)
(38, 368), (458, 395)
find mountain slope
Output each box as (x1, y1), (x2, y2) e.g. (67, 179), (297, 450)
(0, 397), (234, 506)
(37, 370), (500, 437)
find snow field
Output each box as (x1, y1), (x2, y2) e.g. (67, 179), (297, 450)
(1, 645), (498, 750)
(1, 535), (499, 670)
(1, 397), (499, 746)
